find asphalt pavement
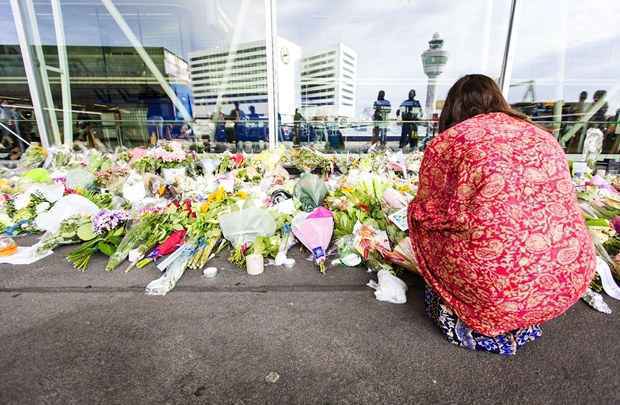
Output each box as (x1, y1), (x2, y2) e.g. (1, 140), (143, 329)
(0, 238), (619, 404)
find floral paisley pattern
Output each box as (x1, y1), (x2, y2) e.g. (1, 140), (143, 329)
(409, 112), (596, 336)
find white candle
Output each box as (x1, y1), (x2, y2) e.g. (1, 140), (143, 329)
(246, 254), (264, 275)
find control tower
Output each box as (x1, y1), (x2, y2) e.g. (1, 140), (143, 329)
(421, 33), (448, 117)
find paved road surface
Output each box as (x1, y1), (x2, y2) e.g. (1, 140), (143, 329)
(1, 240), (619, 404)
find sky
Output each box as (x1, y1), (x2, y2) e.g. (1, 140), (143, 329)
(1, 0), (619, 117)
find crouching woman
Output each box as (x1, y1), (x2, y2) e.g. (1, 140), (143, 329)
(408, 74), (595, 355)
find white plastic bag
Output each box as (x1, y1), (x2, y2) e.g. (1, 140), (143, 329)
(367, 270), (408, 304)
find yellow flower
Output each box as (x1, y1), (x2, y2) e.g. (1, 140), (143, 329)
(397, 184), (411, 193)
(341, 186), (353, 194)
(207, 186), (226, 204)
(213, 186), (226, 202)
(199, 201), (210, 214)
(236, 191), (249, 200)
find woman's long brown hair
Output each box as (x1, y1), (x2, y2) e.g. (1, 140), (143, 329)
(438, 74), (531, 133)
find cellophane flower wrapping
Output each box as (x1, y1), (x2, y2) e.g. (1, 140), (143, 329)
(219, 207), (276, 247)
(293, 173), (328, 212)
(292, 207), (334, 273)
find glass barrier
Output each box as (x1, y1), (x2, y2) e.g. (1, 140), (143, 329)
(1, 1), (618, 160)
(275, 0), (511, 153)
(1, 0), (268, 149)
(508, 0), (620, 152)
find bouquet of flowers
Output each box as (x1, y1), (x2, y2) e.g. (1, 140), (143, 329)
(283, 147), (333, 174)
(185, 187), (236, 270)
(95, 165), (129, 190)
(19, 144), (47, 169)
(67, 210), (131, 271)
(36, 214), (92, 254)
(105, 205), (189, 271)
(3, 191), (50, 236)
(292, 207), (334, 273)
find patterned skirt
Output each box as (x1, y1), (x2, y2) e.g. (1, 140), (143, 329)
(424, 286), (542, 356)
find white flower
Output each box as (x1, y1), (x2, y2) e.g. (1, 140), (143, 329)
(35, 201), (51, 214)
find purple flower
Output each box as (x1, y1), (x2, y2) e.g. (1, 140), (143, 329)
(92, 209), (131, 235)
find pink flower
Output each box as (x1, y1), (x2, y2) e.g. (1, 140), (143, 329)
(130, 148), (147, 159)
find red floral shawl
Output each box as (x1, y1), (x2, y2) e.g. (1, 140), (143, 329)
(408, 112), (595, 336)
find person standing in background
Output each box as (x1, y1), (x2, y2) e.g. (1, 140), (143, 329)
(567, 91), (589, 153)
(372, 90), (391, 146)
(226, 102), (244, 144)
(396, 89), (423, 150)
(293, 108), (305, 146)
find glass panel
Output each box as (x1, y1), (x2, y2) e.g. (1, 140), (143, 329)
(3, 0), (268, 152)
(276, 0), (511, 153)
(508, 0), (620, 155)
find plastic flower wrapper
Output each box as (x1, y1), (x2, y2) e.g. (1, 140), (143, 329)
(145, 244), (193, 296)
(201, 158), (219, 175)
(382, 187), (409, 210)
(34, 194), (99, 234)
(219, 207), (276, 247)
(36, 214), (92, 254)
(185, 187), (237, 270)
(292, 207), (334, 273)
(273, 223), (296, 267)
(105, 205), (189, 272)
(294, 173), (328, 212)
(331, 234), (362, 267)
(122, 171), (147, 206)
(65, 168), (96, 190)
(18, 144), (47, 169)
(135, 229), (186, 269)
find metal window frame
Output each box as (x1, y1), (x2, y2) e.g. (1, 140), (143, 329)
(50, 0), (73, 146)
(10, 0), (56, 148)
(264, 0), (278, 149)
(499, 0), (520, 97)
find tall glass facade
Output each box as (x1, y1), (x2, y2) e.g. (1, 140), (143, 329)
(0, 0), (618, 156)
